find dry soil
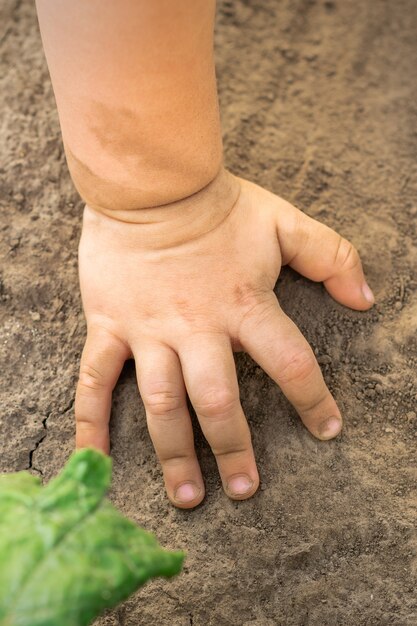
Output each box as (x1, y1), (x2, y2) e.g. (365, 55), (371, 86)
(1, 0), (416, 624)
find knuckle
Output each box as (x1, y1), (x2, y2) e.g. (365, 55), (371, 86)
(74, 401), (100, 427)
(159, 450), (193, 465)
(300, 389), (331, 414)
(237, 289), (277, 335)
(335, 237), (360, 271)
(76, 417), (96, 429)
(144, 384), (183, 417)
(88, 320), (130, 352)
(277, 349), (317, 385)
(194, 387), (238, 419)
(237, 285), (272, 316)
(74, 408), (94, 431)
(77, 363), (106, 393)
(212, 444), (250, 458)
(234, 282), (265, 307)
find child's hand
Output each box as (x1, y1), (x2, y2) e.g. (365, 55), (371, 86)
(75, 170), (374, 508)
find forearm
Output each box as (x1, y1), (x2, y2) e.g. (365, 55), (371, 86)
(36, 0), (223, 213)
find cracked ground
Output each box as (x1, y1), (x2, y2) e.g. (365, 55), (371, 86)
(1, 0), (417, 624)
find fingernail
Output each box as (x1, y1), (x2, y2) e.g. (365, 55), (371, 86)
(362, 282), (375, 304)
(174, 482), (200, 504)
(227, 474), (254, 496)
(318, 417), (342, 439)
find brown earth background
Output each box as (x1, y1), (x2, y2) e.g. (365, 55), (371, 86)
(1, 0), (417, 624)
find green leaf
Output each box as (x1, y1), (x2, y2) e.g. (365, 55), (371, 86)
(0, 449), (184, 626)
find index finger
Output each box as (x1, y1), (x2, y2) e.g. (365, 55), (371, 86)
(239, 296), (343, 440)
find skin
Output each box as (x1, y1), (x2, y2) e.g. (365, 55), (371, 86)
(35, 0), (222, 210)
(36, 1), (374, 508)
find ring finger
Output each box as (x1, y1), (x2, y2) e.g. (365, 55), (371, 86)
(134, 342), (204, 509)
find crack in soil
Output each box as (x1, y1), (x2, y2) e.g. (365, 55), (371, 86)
(27, 398), (75, 474)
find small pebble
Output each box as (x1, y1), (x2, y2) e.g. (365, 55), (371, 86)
(318, 355), (332, 365)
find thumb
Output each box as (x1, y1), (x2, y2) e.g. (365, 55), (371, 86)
(278, 208), (374, 311)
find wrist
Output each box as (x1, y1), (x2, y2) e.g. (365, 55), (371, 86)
(65, 136), (223, 215)
(81, 168), (241, 250)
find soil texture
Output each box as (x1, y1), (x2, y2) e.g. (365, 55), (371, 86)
(1, 0), (416, 624)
